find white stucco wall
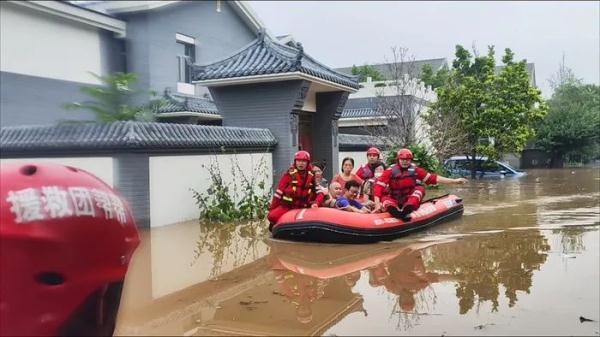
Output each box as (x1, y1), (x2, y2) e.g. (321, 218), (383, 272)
(0, 2), (104, 84)
(351, 77), (437, 101)
(0, 157), (114, 186)
(149, 153), (273, 228)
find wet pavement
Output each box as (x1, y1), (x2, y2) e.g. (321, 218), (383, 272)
(114, 168), (600, 336)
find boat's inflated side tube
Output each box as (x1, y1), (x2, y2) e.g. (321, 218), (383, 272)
(272, 194), (464, 244)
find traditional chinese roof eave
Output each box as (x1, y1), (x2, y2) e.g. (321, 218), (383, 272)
(155, 112), (223, 120)
(192, 33), (359, 92)
(193, 71), (358, 93)
(338, 117), (388, 128)
(0, 122), (277, 156)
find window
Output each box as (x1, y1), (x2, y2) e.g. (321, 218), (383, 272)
(481, 161), (502, 173)
(176, 34), (196, 83)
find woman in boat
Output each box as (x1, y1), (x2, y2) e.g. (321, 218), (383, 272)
(332, 157), (364, 193)
(373, 148), (467, 220)
(268, 150), (325, 229)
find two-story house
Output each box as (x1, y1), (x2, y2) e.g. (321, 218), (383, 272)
(1, 0), (360, 180)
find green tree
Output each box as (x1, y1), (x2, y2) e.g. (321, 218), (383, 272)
(420, 63), (449, 90)
(351, 64), (385, 82)
(65, 72), (164, 122)
(426, 45), (547, 178)
(535, 83), (600, 167)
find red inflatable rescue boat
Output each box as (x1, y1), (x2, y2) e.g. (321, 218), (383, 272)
(271, 194), (463, 244)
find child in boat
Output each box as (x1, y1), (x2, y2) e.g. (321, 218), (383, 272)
(335, 180), (369, 213)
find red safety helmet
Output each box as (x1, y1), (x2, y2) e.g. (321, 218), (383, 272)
(366, 147), (381, 158)
(397, 148), (414, 161)
(0, 162), (140, 336)
(294, 150), (311, 162)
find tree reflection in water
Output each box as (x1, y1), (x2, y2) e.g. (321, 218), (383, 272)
(190, 222), (554, 329)
(555, 227), (589, 255)
(191, 220), (269, 278)
(426, 230), (550, 313)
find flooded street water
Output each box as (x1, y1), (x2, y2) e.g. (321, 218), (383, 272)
(114, 168), (600, 336)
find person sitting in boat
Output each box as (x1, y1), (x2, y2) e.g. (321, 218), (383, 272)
(321, 181), (343, 208)
(332, 157), (364, 193)
(268, 150), (325, 230)
(311, 160), (328, 189)
(373, 148), (468, 220)
(359, 161), (387, 209)
(356, 147), (385, 180)
(335, 180), (369, 213)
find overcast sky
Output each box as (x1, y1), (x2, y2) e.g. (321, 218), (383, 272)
(247, 1), (599, 98)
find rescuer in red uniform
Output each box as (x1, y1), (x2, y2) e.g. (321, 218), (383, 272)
(373, 148), (467, 220)
(268, 151), (325, 230)
(356, 147), (384, 180)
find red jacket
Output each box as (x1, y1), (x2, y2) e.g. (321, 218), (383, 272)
(356, 161), (383, 180)
(374, 163), (437, 202)
(270, 165), (325, 209)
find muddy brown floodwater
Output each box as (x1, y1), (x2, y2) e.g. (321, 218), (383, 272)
(114, 168), (599, 336)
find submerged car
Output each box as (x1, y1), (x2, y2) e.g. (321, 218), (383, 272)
(444, 156), (526, 178)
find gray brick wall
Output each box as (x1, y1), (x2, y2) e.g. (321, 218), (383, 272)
(113, 153), (151, 228)
(313, 91), (349, 180)
(209, 80), (308, 185)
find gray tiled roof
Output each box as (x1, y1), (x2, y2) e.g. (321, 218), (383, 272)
(334, 58), (447, 81)
(0, 122), (276, 154)
(338, 133), (386, 149)
(341, 97), (383, 118)
(156, 92), (220, 115)
(192, 31), (360, 89)
(341, 96), (428, 119)
(342, 108), (382, 118)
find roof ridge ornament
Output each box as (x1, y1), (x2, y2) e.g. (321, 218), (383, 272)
(258, 28), (266, 47)
(294, 42), (304, 69)
(183, 96), (190, 110)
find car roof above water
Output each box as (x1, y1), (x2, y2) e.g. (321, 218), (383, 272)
(446, 155), (489, 161)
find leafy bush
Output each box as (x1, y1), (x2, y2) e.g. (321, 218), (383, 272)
(191, 154), (271, 223)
